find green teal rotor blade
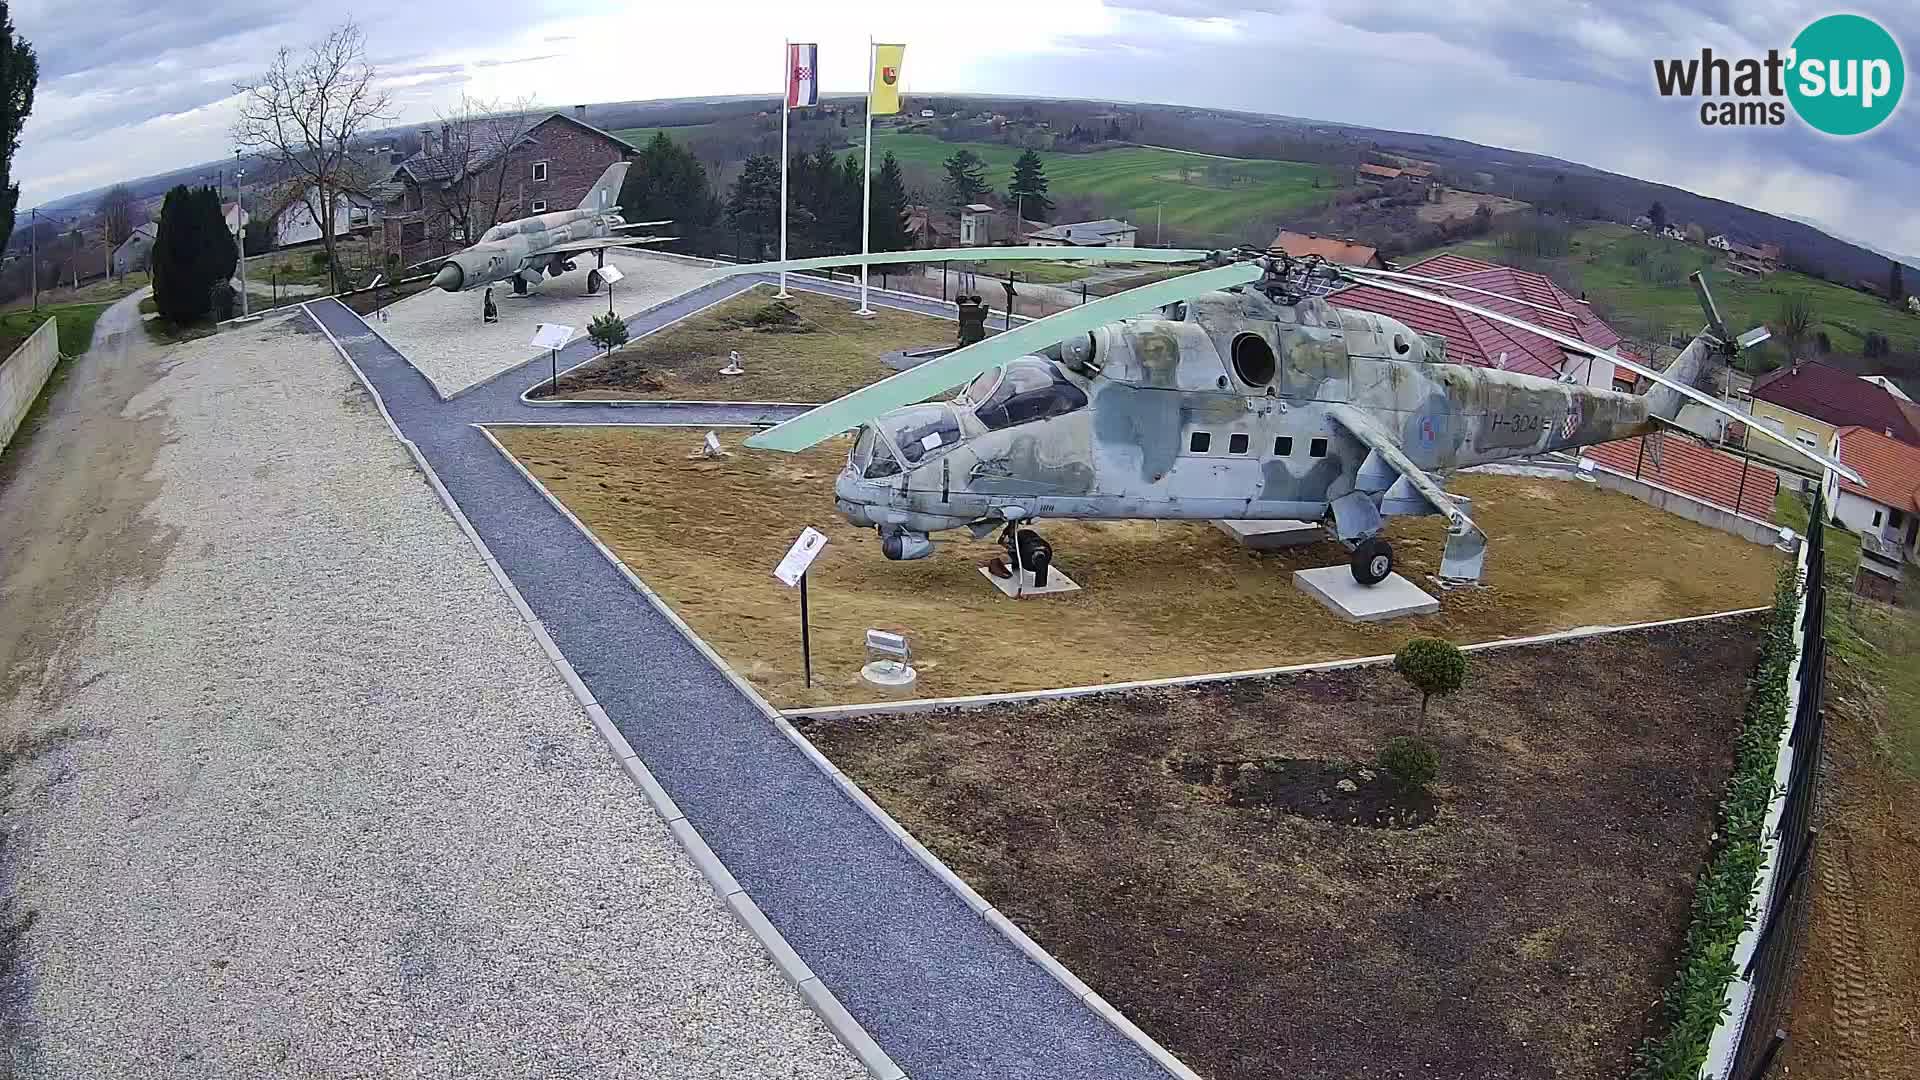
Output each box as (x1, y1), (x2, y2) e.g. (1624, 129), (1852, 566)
(744, 261), (1262, 452)
(710, 245), (1216, 278)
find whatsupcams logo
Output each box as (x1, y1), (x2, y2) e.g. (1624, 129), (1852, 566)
(1653, 14), (1905, 135)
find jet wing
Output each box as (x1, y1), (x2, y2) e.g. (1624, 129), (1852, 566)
(538, 236), (678, 255)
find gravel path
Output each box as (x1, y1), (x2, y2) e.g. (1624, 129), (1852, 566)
(374, 251), (714, 398)
(0, 309), (860, 1080)
(306, 283), (1173, 1080)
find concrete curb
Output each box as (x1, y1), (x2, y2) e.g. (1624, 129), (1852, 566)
(472, 422), (1204, 1080)
(783, 605), (1774, 720)
(300, 300), (907, 1080)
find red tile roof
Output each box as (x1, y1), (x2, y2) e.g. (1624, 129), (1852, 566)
(1268, 230), (1382, 267)
(1357, 163), (1403, 179)
(1751, 361), (1920, 443)
(1329, 253), (1622, 379)
(1833, 426), (1920, 510)
(1584, 435), (1780, 519)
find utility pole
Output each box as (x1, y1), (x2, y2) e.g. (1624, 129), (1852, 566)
(30, 208), (38, 311)
(234, 149), (250, 317)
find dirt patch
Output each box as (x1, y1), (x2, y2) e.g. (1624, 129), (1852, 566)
(529, 285), (956, 402)
(1173, 754), (1437, 827)
(1416, 188), (1531, 224)
(1780, 600), (1920, 1080)
(801, 616), (1765, 1080)
(490, 426), (1783, 707)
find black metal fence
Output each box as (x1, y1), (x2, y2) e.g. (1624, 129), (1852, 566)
(1724, 489), (1829, 1080)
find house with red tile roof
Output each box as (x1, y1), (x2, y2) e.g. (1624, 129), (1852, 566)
(1267, 231), (1384, 269)
(1748, 360), (1920, 471)
(1824, 426), (1920, 568)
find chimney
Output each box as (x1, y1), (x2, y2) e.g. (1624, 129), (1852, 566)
(419, 127), (434, 155)
(441, 123), (451, 154)
(574, 104), (587, 122)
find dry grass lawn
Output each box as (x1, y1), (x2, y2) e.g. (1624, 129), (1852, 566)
(532, 285), (957, 402)
(491, 426), (1784, 708)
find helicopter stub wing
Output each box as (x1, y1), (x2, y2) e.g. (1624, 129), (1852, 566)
(1329, 405), (1488, 580)
(1339, 273), (1864, 485)
(708, 244), (1217, 280)
(743, 261), (1264, 452)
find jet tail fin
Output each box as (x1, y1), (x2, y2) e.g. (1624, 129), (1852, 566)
(579, 162), (630, 212)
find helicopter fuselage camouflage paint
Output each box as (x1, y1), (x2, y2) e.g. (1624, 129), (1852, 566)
(832, 288), (1658, 545)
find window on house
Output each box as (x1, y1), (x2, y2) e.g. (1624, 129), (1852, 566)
(1228, 433), (1250, 455)
(1274, 436), (1294, 457)
(1873, 510), (1884, 527)
(1892, 510), (1908, 528)
(532, 161), (549, 182)
(530, 200), (547, 213)
(1309, 437), (1329, 458)
(1189, 431), (1211, 454)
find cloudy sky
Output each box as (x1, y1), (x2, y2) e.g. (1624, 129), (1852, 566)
(12, 1), (1918, 257)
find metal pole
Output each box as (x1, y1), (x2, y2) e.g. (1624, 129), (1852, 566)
(776, 39), (792, 300)
(1734, 424), (1752, 514)
(855, 38), (875, 316)
(942, 260), (948, 302)
(550, 349), (558, 396)
(30, 209), (38, 312)
(235, 157), (250, 317)
(799, 571), (813, 688)
(1634, 435), (1646, 480)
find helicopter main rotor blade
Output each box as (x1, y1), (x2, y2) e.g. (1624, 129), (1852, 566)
(709, 245), (1216, 279)
(1348, 276), (1865, 485)
(744, 260), (1262, 452)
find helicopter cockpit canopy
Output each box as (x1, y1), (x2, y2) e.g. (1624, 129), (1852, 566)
(957, 358), (1087, 432)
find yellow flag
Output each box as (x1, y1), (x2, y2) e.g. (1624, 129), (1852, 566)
(870, 44), (906, 115)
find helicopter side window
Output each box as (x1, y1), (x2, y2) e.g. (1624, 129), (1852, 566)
(974, 360), (1087, 431)
(1309, 437), (1329, 458)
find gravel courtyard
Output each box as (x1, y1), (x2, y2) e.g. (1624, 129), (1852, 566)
(0, 307), (858, 1079)
(373, 250), (716, 397)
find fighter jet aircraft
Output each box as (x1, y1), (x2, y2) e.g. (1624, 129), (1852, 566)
(424, 162), (674, 295)
(707, 247), (1857, 587)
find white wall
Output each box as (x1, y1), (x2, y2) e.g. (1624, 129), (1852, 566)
(275, 192), (361, 248)
(0, 317), (61, 455)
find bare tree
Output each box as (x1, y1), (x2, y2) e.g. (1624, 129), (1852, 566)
(94, 184), (137, 252)
(231, 19), (393, 294)
(423, 93), (542, 247)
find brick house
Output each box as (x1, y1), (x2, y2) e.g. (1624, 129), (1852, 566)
(381, 109), (637, 260)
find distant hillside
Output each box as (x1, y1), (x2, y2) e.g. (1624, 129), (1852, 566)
(22, 93), (1913, 292)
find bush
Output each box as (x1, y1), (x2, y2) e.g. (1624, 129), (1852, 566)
(1377, 736), (1438, 790)
(310, 249), (331, 271)
(1394, 637), (1468, 725)
(742, 299), (803, 330)
(587, 311), (630, 353)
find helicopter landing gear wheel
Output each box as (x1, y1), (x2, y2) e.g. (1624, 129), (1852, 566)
(998, 525), (1054, 587)
(1350, 537), (1393, 586)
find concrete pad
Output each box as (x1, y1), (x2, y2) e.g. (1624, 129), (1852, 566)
(1294, 566), (1439, 622)
(979, 564), (1083, 598)
(1213, 519), (1324, 551)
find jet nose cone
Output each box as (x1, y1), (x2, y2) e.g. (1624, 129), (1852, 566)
(432, 262), (463, 292)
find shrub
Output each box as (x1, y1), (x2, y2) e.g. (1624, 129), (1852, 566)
(587, 311), (630, 354)
(743, 299), (803, 330)
(1394, 637), (1468, 725)
(310, 249), (331, 271)
(1377, 736), (1438, 791)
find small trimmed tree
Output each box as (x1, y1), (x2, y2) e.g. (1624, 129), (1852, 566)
(1394, 637), (1467, 729)
(587, 311), (629, 354)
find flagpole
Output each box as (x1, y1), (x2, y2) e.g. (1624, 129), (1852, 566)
(856, 37), (875, 317)
(776, 39), (791, 299)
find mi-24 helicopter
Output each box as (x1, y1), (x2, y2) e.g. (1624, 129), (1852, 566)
(708, 245), (1859, 587)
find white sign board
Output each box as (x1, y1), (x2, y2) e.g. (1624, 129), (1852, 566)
(597, 264), (626, 285)
(530, 323), (574, 351)
(773, 527), (829, 587)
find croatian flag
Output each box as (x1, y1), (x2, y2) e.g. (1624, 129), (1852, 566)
(787, 43), (819, 108)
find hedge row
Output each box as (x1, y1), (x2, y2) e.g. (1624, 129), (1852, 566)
(1629, 564), (1805, 1079)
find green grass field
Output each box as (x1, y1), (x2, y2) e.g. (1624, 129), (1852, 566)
(869, 133), (1337, 240)
(0, 301), (111, 360)
(612, 123), (719, 147)
(1412, 223), (1920, 359)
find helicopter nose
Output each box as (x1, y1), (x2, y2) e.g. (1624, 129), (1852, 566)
(432, 262), (464, 292)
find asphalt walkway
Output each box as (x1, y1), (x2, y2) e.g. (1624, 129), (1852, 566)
(304, 276), (1167, 1080)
